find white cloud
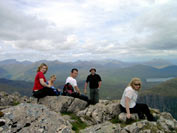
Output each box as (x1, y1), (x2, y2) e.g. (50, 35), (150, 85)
(0, 0), (176, 62)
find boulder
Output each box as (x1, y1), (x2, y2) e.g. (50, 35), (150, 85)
(77, 100), (121, 125)
(0, 103), (72, 133)
(0, 91), (21, 106)
(38, 96), (88, 113)
(118, 113), (139, 123)
(80, 121), (122, 133)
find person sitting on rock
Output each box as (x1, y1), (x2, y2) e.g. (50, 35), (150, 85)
(46, 75), (62, 96)
(120, 77), (156, 121)
(63, 68), (89, 102)
(32, 63), (58, 99)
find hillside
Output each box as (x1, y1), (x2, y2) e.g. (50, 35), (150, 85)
(140, 77), (177, 97)
(0, 78), (33, 96)
(139, 78), (177, 120)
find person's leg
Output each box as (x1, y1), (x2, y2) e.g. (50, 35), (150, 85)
(94, 88), (99, 104)
(33, 87), (49, 98)
(79, 94), (89, 102)
(47, 88), (58, 96)
(119, 104), (126, 113)
(131, 103), (154, 121)
(90, 89), (95, 104)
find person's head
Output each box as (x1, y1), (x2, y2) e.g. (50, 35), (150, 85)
(71, 68), (78, 78)
(89, 68), (96, 75)
(37, 63), (48, 74)
(50, 75), (56, 82)
(129, 77), (142, 91)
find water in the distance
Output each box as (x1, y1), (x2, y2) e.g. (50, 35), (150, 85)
(146, 77), (174, 82)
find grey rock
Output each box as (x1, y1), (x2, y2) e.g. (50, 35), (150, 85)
(38, 96), (88, 113)
(80, 121), (121, 133)
(118, 113), (139, 123)
(77, 100), (121, 125)
(1, 103), (72, 133)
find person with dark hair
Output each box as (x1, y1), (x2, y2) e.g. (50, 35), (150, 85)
(120, 77), (156, 121)
(63, 68), (88, 102)
(32, 63), (58, 99)
(84, 68), (102, 104)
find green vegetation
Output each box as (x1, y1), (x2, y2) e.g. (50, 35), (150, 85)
(12, 101), (20, 106)
(110, 116), (120, 124)
(61, 112), (88, 133)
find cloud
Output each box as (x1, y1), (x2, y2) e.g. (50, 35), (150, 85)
(0, 0), (176, 62)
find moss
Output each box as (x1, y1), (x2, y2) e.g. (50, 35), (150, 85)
(12, 101), (20, 106)
(0, 111), (4, 117)
(61, 112), (88, 133)
(142, 123), (164, 132)
(110, 116), (120, 124)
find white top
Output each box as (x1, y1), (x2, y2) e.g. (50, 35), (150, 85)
(120, 86), (138, 108)
(65, 76), (77, 92)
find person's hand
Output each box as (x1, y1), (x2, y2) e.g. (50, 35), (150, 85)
(84, 89), (87, 94)
(58, 88), (61, 92)
(126, 113), (131, 119)
(48, 84), (52, 88)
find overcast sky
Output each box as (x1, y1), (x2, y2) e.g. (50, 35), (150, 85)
(0, 0), (177, 62)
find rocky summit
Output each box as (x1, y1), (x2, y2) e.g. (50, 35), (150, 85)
(0, 91), (177, 133)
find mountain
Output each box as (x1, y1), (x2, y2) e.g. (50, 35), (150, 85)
(0, 59), (177, 99)
(0, 78), (33, 96)
(139, 78), (177, 119)
(142, 58), (173, 68)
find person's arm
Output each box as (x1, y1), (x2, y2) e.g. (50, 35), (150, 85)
(125, 97), (131, 119)
(40, 78), (51, 88)
(98, 81), (102, 89)
(74, 86), (81, 94)
(84, 82), (88, 94)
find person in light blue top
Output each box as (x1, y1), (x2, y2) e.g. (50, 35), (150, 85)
(46, 75), (61, 96)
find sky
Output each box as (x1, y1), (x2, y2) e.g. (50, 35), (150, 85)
(0, 0), (177, 62)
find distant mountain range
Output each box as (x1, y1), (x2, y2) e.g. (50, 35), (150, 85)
(0, 58), (177, 97)
(0, 59), (177, 119)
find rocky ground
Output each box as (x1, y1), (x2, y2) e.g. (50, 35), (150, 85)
(0, 91), (177, 133)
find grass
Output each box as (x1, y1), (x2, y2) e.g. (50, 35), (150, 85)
(110, 116), (120, 124)
(12, 101), (20, 106)
(61, 112), (88, 133)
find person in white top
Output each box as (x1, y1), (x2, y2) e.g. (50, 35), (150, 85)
(120, 77), (155, 121)
(65, 68), (88, 102)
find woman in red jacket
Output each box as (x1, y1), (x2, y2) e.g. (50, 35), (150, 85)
(33, 63), (57, 98)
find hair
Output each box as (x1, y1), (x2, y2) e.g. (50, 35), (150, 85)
(50, 74), (56, 79)
(90, 68), (96, 72)
(71, 68), (78, 73)
(37, 63), (48, 74)
(128, 77), (142, 90)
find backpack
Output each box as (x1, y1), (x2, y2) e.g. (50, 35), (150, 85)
(63, 83), (74, 95)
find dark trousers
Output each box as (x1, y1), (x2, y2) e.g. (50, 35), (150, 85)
(120, 103), (154, 121)
(90, 88), (99, 105)
(33, 87), (58, 99)
(63, 92), (89, 102)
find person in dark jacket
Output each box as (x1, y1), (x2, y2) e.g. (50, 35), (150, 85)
(84, 68), (102, 104)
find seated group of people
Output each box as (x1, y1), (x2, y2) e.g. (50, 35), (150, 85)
(33, 63), (90, 102)
(32, 63), (156, 121)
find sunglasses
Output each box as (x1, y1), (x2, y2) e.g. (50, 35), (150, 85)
(134, 83), (141, 86)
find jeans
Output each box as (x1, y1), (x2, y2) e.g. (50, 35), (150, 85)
(63, 92), (89, 102)
(33, 87), (58, 99)
(90, 88), (99, 105)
